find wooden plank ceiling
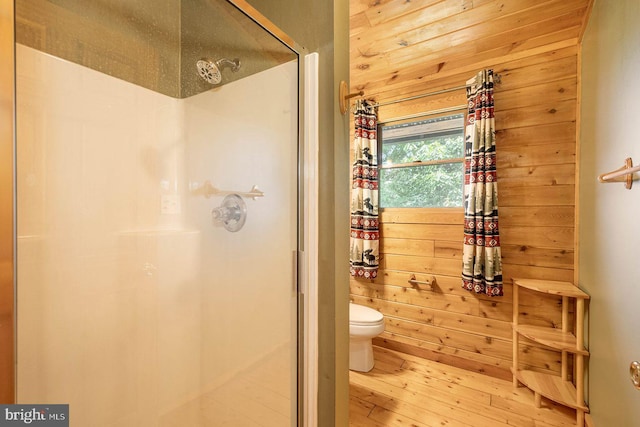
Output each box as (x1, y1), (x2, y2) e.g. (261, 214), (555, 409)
(349, 0), (593, 104)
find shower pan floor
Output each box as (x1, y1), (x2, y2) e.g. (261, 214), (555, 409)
(160, 345), (291, 427)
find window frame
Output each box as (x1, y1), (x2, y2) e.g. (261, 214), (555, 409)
(377, 112), (466, 209)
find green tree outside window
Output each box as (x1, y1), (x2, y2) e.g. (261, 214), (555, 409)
(379, 115), (464, 208)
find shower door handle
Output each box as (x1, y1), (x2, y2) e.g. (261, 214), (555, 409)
(292, 250), (298, 296)
(293, 250), (304, 296)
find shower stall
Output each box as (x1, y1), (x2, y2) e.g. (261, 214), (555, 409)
(3, 0), (312, 425)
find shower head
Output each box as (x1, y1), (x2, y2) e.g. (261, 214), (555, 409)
(196, 58), (241, 85)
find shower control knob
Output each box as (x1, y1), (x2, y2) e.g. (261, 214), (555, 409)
(212, 206), (234, 221)
(211, 194), (247, 232)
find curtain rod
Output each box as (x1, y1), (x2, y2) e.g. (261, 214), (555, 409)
(374, 73), (501, 108)
(340, 73), (502, 114)
(373, 85), (466, 108)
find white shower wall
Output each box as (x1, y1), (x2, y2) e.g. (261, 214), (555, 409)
(183, 60), (298, 392)
(16, 43), (298, 426)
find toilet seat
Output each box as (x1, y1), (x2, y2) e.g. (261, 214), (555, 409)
(349, 303), (383, 326)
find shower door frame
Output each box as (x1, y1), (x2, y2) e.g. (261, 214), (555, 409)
(1, 0), (315, 425)
(227, 2), (313, 425)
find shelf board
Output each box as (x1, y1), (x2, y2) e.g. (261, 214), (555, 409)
(513, 278), (590, 299)
(512, 369), (589, 412)
(514, 324), (589, 355)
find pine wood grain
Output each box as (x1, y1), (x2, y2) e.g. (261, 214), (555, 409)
(350, 346), (577, 427)
(498, 142), (576, 168)
(498, 165), (576, 187)
(380, 208), (463, 225)
(513, 279), (590, 299)
(349, 0), (587, 383)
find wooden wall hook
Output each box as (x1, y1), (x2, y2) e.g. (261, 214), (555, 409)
(598, 157), (640, 190)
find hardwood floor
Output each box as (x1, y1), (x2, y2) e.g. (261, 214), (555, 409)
(350, 346), (577, 427)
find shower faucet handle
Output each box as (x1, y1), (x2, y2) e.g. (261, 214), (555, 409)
(211, 194), (247, 232)
(212, 205), (239, 222)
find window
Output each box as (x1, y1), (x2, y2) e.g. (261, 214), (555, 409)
(379, 114), (465, 208)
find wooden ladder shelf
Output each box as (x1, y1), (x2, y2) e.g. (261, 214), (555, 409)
(512, 278), (590, 426)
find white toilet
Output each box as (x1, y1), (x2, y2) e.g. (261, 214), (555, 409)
(349, 303), (385, 372)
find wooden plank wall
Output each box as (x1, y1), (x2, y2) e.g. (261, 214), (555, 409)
(0, 0), (15, 404)
(349, 1), (587, 381)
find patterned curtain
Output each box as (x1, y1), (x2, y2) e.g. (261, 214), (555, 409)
(350, 99), (379, 279)
(461, 69), (503, 297)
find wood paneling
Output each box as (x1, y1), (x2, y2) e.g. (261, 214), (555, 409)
(0, 0), (15, 404)
(350, 0), (591, 380)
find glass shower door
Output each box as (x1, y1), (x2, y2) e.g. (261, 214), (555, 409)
(14, 1), (301, 425)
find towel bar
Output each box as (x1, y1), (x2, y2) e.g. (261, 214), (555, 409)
(191, 180), (264, 200)
(408, 275), (436, 290)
